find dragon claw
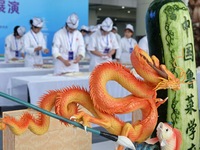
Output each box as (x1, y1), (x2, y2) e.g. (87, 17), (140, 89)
(70, 116), (77, 121)
(155, 97), (168, 108)
(84, 126), (87, 132)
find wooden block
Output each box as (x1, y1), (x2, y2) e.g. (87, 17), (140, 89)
(3, 109), (92, 150)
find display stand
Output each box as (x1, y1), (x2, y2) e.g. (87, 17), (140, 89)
(3, 109), (92, 150)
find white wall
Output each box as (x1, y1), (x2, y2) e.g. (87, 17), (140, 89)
(136, 0), (153, 36)
(89, 0), (137, 8)
(89, 9), (98, 25)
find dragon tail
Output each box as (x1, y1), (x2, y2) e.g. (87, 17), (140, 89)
(0, 90), (59, 135)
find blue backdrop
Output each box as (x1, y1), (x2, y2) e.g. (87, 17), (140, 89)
(0, 0), (89, 56)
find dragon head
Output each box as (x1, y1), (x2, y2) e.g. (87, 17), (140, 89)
(131, 45), (180, 91)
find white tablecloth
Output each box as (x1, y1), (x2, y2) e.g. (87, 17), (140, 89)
(9, 73), (132, 123)
(0, 57), (53, 68)
(10, 73), (131, 104)
(43, 56), (53, 64)
(0, 67), (53, 106)
(0, 61), (24, 68)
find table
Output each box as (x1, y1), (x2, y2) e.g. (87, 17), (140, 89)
(0, 67), (53, 106)
(0, 57), (54, 68)
(0, 61), (24, 68)
(43, 57), (89, 72)
(10, 70), (200, 109)
(9, 73), (132, 123)
(43, 56), (53, 64)
(79, 59), (90, 65)
(10, 73), (131, 103)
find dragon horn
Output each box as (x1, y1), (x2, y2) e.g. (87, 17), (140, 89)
(139, 52), (168, 79)
(147, 60), (168, 79)
(0, 92), (135, 150)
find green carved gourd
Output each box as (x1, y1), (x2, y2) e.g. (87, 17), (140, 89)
(146, 0), (200, 149)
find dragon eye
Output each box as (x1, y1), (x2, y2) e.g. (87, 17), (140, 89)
(166, 129), (168, 132)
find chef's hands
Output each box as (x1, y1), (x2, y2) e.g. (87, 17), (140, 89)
(34, 46), (42, 52)
(44, 48), (49, 54)
(34, 47), (49, 54)
(101, 49), (115, 59)
(101, 53), (112, 59)
(73, 55), (83, 64)
(90, 50), (112, 59)
(63, 59), (71, 66)
(57, 56), (71, 66)
(63, 55), (82, 66)
(57, 54), (83, 67)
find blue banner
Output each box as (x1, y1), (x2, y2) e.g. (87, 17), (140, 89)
(0, 0), (89, 56)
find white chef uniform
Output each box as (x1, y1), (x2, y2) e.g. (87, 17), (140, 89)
(116, 24), (137, 64)
(116, 37), (137, 64)
(80, 25), (90, 59)
(4, 26), (26, 62)
(5, 35), (24, 62)
(138, 35), (149, 54)
(87, 18), (119, 71)
(52, 13), (85, 74)
(24, 18), (47, 67)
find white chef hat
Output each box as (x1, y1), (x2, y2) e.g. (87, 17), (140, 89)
(113, 26), (118, 31)
(125, 24), (134, 32)
(66, 13), (79, 29)
(81, 25), (89, 31)
(101, 17), (113, 32)
(32, 17), (43, 28)
(97, 24), (101, 29)
(17, 26), (26, 36)
(89, 25), (98, 32)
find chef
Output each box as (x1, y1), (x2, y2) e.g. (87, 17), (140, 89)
(80, 25), (90, 59)
(4, 26), (26, 62)
(116, 24), (137, 65)
(23, 17), (49, 67)
(87, 17), (119, 71)
(52, 13), (85, 75)
(138, 35), (149, 54)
